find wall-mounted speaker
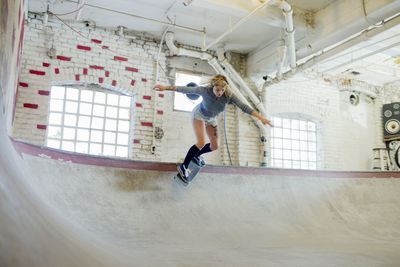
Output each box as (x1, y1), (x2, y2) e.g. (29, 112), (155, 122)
(382, 102), (400, 141)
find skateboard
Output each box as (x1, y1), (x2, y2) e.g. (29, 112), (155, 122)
(174, 157), (204, 186)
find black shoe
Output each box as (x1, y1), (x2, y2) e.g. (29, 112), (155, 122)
(177, 164), (189, 183)
(193, 156), (205, 167)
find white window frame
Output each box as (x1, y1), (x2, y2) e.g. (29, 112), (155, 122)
(45, 83), (135, 158)
(270, 114), (321, 170)
(173, 71), (206, 112)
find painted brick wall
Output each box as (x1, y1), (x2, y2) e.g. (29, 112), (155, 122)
(264, 73), (380, 170)
(13, 16), (169, 161)
(0, 0), (26, 134)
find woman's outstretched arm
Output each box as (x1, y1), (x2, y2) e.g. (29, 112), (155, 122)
(153, 85), (178, 91)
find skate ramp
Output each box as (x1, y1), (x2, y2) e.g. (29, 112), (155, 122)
(1, 133), (400, 266)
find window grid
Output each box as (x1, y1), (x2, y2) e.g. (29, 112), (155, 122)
(173, 71), (205, 112)
(46, 85), (132, 158)
(270, 116), (317, 170)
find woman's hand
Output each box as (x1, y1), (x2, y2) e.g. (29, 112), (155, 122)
(153, 85), (167, 91)
(252, 111), (273, 127)
(260, 117), (273, 127)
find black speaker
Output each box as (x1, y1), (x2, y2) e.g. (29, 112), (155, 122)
(382, 102), (400, 141)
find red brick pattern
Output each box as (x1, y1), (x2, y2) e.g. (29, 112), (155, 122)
(133, 139), (140, 144)
(19, 82), (28, 87)
(141, 78), (147, 82)
(131, 80), (135, 86)
(29, 70), (45, 76)
(42, 62), (50, 67)
(77, 45), (91, 51)
(136, 103), (142, 107)
(37, 124), (47, 130)
(38, 90), (50, 96)
(112, 80), (117, 86)
(143, 96), (151, 100)
(91, 39), (102, 44)
(157, 110), (163, 115)
(23, 103), (38, 109)
(57, 55), (71, 61)
(141, 122), (153, 127)
(158, 94), (164, 98)
(114, 56), (128, 61)
(125, 67), (138, 72)
(90, 65), (104, 70)
(83, 68), (88, 75)
(55, 68), (60, 74)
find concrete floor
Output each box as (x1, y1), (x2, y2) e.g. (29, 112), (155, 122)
(1, 127), (400, 266)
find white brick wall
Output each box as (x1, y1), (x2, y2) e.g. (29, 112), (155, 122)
(264, 73), (380, 170)
(14, 16), (169, 161)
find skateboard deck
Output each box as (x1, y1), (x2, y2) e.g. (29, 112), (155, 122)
(174, 157), (203, 186)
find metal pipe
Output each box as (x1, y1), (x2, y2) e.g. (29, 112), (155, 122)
(270, 12), (400, 84)
(166, 32), (213, 60)
(208, 57), (267, 135)
(151, 27), (170, 154)
(276, 41), (287, 80)
(216, 47), (267, 116)
(75, 0), (85, 20)
(202, 0), (271, 51)
(321, 40), (400, 73)
(270, 0), (296, 70)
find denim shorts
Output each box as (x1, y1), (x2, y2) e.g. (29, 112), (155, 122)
(191, 105), (218, 127)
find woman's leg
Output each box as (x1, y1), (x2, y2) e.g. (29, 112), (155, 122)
(182, 119), (206, 168)
(194, 124), (218, 159)
(206, 124), (219, 151)
(193, 119), (206, 149)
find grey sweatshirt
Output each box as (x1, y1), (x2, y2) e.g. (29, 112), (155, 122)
(177, 86), (254, 118)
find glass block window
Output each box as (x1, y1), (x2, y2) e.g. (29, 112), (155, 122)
(270, 116), (318, 170)
(46, 85), (133, 158)
(174, 71), (204, 112)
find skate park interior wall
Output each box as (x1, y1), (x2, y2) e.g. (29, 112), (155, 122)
(265, 74), (380, 171)
(0, 0), (26, 134)
(12, 15), (382, 170)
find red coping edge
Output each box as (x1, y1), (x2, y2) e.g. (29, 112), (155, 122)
(9, 138), (400, 178)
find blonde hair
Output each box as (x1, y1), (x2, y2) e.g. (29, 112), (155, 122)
(208, 74), (232, 98)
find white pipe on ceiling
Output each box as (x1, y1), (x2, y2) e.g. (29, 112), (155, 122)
(216, 47), (267, 117)
(270, 12), (400, 85)
(268, 0), (296, 70)
(321, 40), (400, 73)
(276, 41), (287, 80)
(202, 0), (271, 51)
(62, 0), (205, 34)
(75, 0), (85, 20)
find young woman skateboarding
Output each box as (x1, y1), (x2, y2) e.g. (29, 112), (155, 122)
(154, 74), (273, 183)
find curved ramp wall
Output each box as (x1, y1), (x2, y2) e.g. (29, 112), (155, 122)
(2, 137), (400, 266)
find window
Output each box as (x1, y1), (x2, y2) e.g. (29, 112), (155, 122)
(173, 72), (204, 112)
(46, 85), (133, 158)
(270, 116), (318, 170)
